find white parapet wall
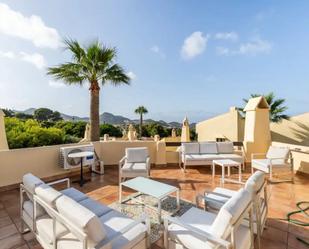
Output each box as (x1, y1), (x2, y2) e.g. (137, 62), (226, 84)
(0, 140), (167, 188)
(272, 141), (309, 174)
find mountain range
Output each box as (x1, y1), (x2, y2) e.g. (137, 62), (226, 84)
(15, 108), (190, 128)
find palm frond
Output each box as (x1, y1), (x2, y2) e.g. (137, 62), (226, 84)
(103, 64), (130, 85)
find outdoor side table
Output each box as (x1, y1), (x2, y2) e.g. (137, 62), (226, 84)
(212, 159), (242, 184)
(68, 151), (94, 187)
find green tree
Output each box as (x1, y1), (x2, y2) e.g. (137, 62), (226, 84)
(15, 112), (33, 120)
(2, 108), (14, 117)
(48, 39), (130, 141)
(34, 108), (54, 121)
(134, 106), (148, 139)
(100, 124), (122, 137)
(242, 92), (289, 123)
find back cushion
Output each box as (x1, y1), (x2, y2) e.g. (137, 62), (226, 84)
(182, 143), (199, 154)
(210, 189), (251, 239)
(35, 184), (62, 208)
(217, 142), (234, 154)
(199, 142), (218, 154)
(266, 146), (289, 164)
(126, 147), (148, 163)
(56, 195), (106, 243)
(23, 173), (44, 199)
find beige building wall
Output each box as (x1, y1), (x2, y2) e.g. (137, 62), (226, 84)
(271, 113), (309, 146)
(196, 107), (244, 142)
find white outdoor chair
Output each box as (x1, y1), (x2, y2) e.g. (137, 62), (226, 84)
(164, 188), (254, 249)
(119, 147), (150, 183)
(198, 171), (267, 249)
(251, 146), (294, 183)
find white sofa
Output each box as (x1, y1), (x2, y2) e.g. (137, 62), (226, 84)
(179, 142), (245, 172)
(20, 173), (150, 249)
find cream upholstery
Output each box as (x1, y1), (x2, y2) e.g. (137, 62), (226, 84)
(78, 198), (112, 217)
(22, 173), (44, 199)
(35, 184), (62, 208)
(165, 189), (253, 249)
(180, 142), (244, 171)
(56, 195), (106, 244)
(252, 146), (293, 182)
(119, 147), (150, 182)
(61, 187), (88, 202)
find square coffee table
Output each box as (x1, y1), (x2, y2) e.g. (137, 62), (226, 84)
(119, 177), (180, 222)
(213, 159), (242, 184)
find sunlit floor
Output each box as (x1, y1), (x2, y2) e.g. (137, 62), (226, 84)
(0, 165), (308, 249)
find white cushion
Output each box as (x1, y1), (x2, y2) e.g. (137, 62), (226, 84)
(199, 142), (218, 154)
(23, 200), (46, 218)
(217, 142), (234, 154)
(266, 146), (289, 164)
(99, 210), (147, 249)
(23, 173), (44, 197)
(182, 143), (199, 154)
(121, 162), (148, 172)
(36, 217), (68, 245)
(246, 171), (265, 193)
(210, 189), (251, 239)
(204, 187), (237, 210)
(185, 154), (221, 161)
(78, 198), (112, 217)
(218, 154), (244, 163)
(126, 147), (148, 163)
(35, 184), (62, 208)
(56, 195), (106, 244)
(61, 188), (88, 202)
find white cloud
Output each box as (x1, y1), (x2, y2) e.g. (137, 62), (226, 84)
(216, 38), (272, 56)
(127, 71), (137, 80)
(20, 52), (46, 69)
(0, 3), (61, 49)
(181, 32), (209, 60)
(0, 50), (46, 69)
(48, 80), (66, 88)
(214, 32), (238, 42)
(150, 45), (165, 58)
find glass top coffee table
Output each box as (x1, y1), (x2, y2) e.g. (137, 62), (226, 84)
(119, 177), (180, 222)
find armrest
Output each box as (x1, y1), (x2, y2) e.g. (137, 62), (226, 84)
(47, 178), (70, 188)
(96, 214), (149, 249)
(146, 157), (150, 169)
(119, 156), (126, 168)
(204, 190), (232, 199)
(165, 216), (231, 249)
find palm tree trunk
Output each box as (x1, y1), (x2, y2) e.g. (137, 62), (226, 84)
(90, 81), (100, 141)
(139, 113), (143, 139)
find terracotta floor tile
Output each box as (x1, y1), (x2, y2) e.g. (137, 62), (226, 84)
(0, 224), (19, 240)
(287, 233), (309, 249)
(0, 216), (12, 229)
(0, 233), (25, 249)
(262, 226), (288, 243)
(259, 237), (287, 249)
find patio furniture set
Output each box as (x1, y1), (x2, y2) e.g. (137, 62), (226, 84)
(19, 142), (293, 249)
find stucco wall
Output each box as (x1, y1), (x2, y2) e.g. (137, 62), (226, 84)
(196, 108), (244, 142)
(0, 141), (167, 188)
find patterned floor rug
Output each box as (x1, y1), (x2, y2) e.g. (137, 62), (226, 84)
(109, 194), (194, 243)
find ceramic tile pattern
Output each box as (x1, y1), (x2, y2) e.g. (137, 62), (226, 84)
(0, 165), (308, 249)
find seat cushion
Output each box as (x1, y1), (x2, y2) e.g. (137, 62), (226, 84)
(23, 200), (46, 219)
(199, 142), (218, 154)
(35, 184), (62, 208)
(122, 162), (148, 172)
(99, 210), (147, 249)
(252, 159), (270, 172)
(218, 154), (243, 163)
(56, 195), (106, 244)
(36, 217), (68, 245)
(205, 187), (237, 210)
(168, 207), (217, 249)
(78, 198), (112, 217)
(23, 173), (44, 199)
(126, 147), (148, 163)
(185, 154), (221, 161)
(182, 143), (199, 154)
(61, 187), (88, 202)
(217, 142), (234, 154)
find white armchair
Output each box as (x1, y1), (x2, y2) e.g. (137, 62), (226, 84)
(198, 171), (267, 249)
(119, 147), (150, 183)
(164, 188), (254, 249)
(251, 146), (294, 183)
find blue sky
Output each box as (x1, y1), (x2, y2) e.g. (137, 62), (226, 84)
(0, 1), (308, 122)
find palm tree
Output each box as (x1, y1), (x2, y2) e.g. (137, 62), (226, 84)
(47, 39), (130, 141)
(134, 106), (148, 138)
(242, 92), (289, 123)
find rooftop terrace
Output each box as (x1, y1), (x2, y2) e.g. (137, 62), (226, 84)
(0, 165), (308, 249)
